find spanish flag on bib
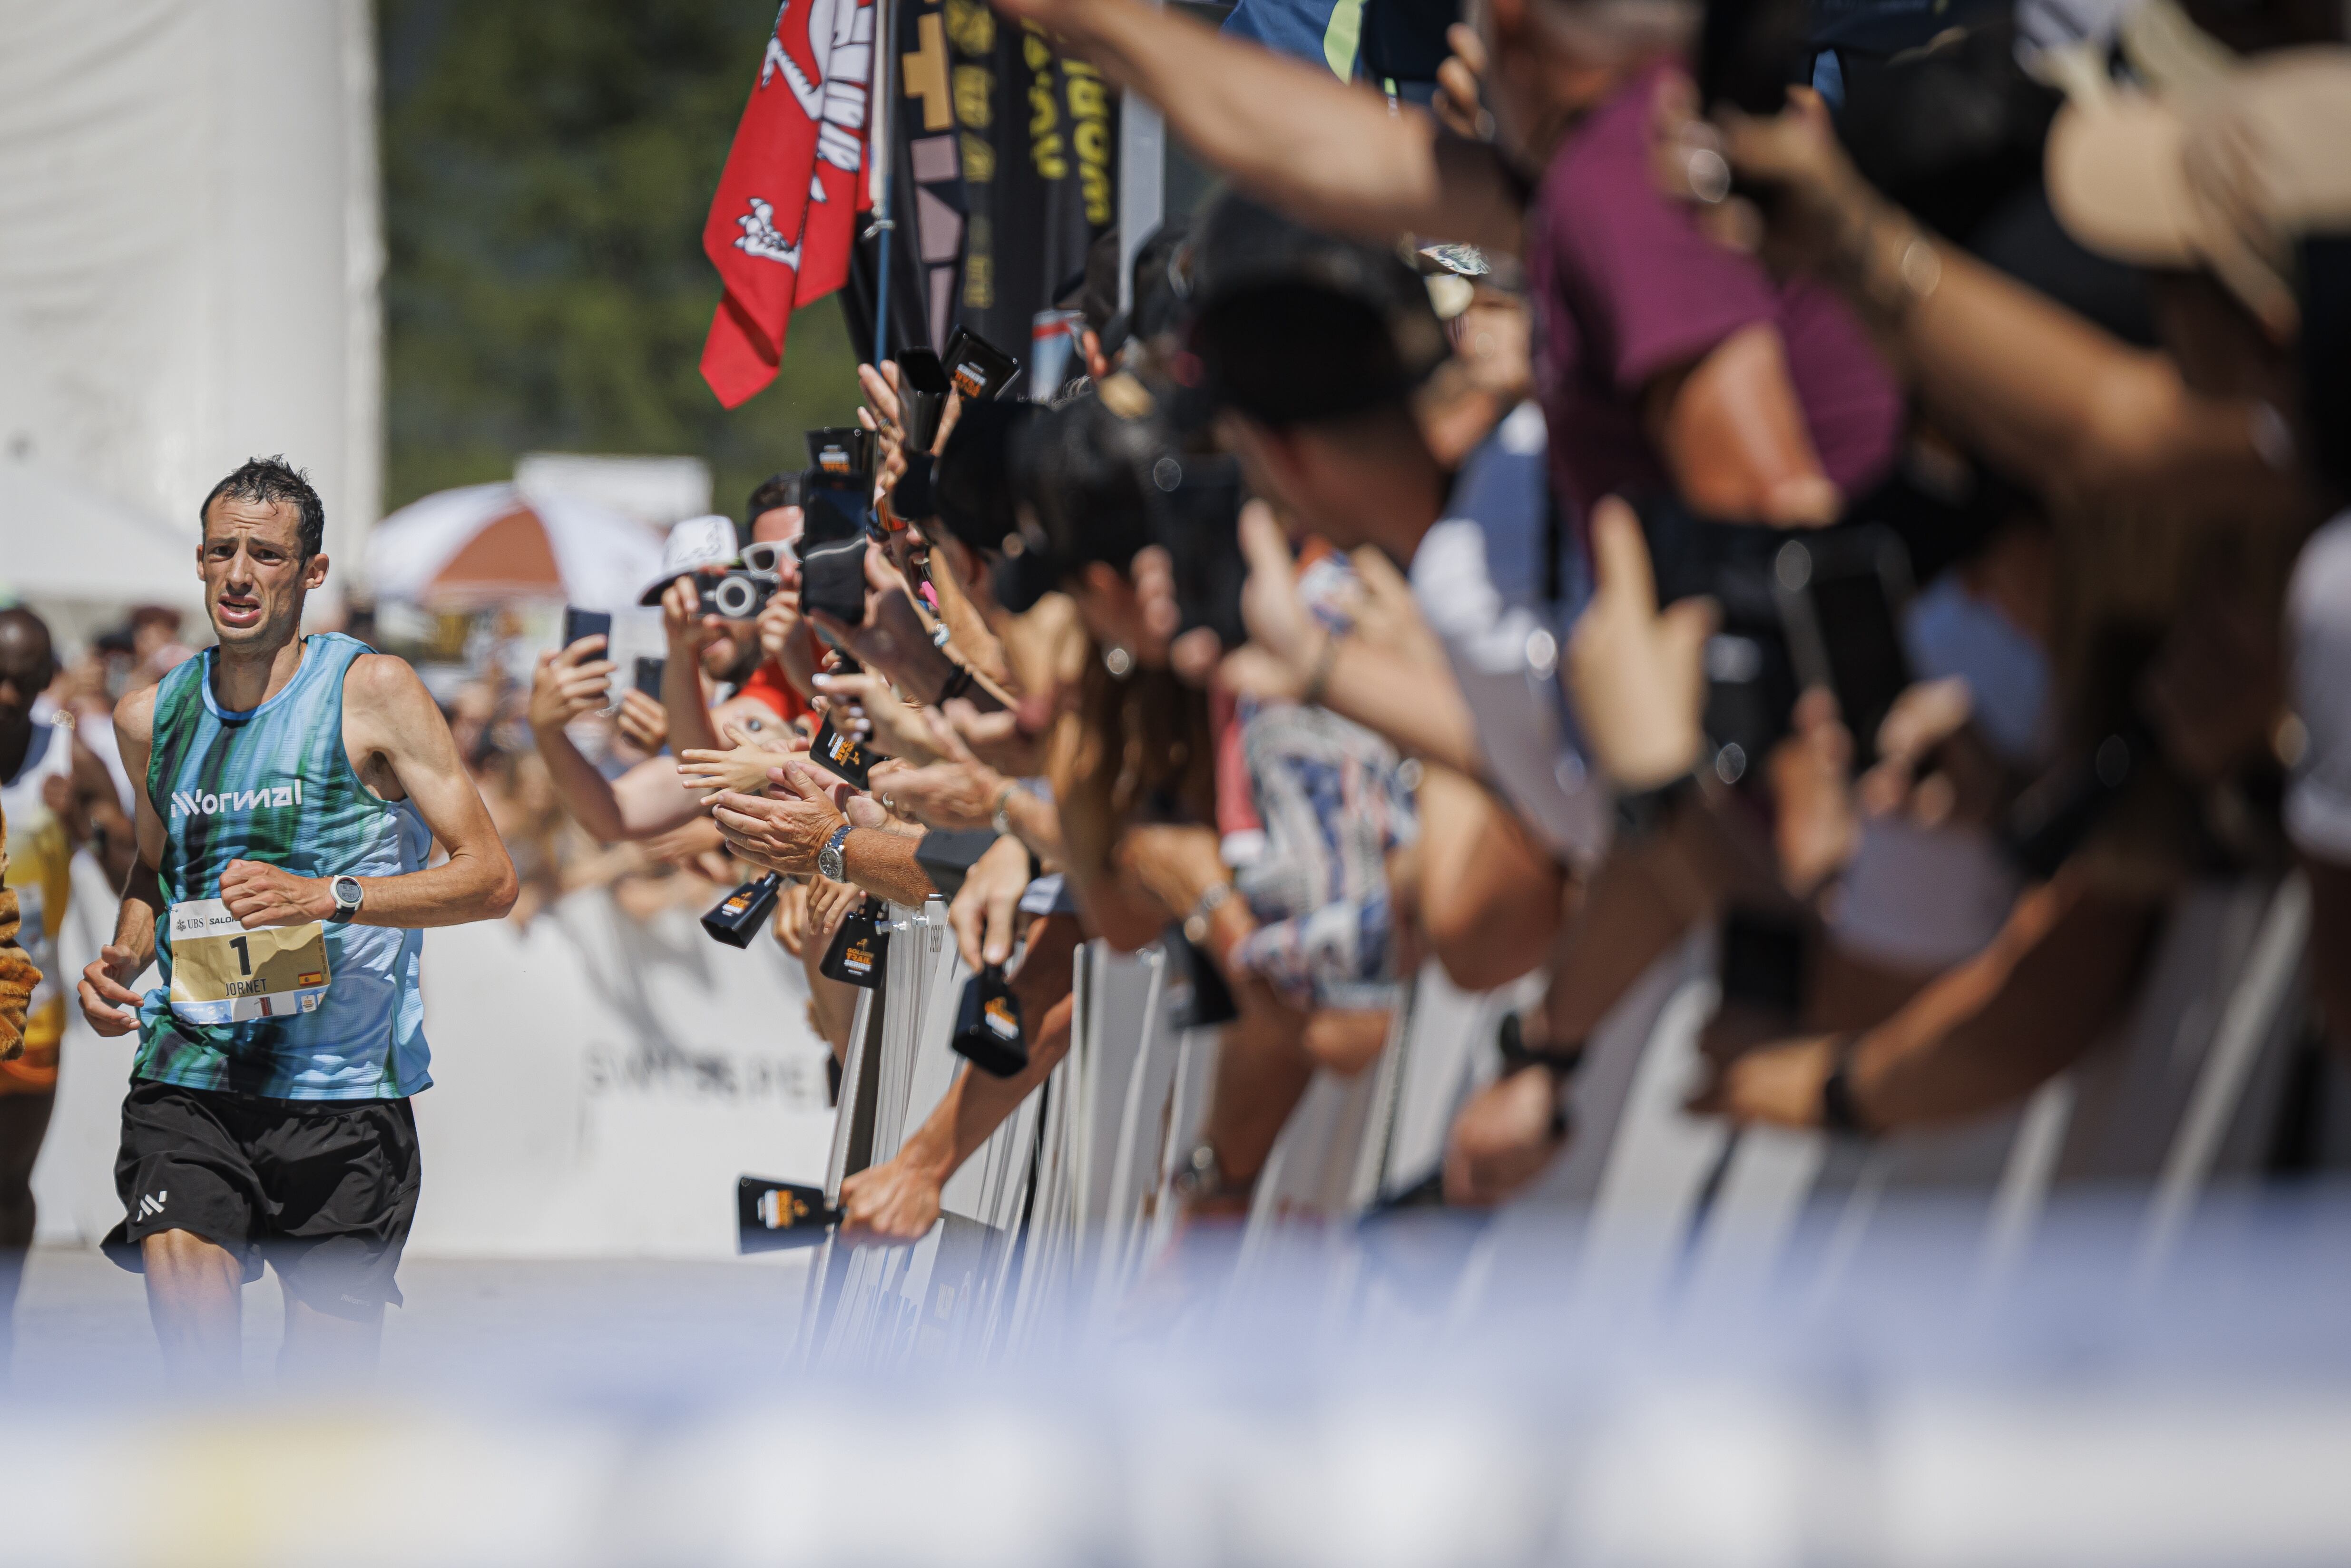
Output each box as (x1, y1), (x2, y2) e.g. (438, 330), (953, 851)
(701, 0), (878, 408)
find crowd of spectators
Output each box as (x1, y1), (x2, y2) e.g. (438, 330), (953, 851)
(476, 0), (2351, 1255)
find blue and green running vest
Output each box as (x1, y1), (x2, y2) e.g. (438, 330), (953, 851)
(138, 634), (432, 1100)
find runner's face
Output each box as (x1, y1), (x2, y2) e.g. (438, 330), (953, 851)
(200, 498), (327, 649)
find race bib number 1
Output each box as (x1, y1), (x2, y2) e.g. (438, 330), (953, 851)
(167, 899), (331, 1024)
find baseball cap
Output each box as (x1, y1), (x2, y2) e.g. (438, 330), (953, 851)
(2045, 47), (2351, 340)
(637, 514), (739, 605)
(1185, 192), (1449, 426)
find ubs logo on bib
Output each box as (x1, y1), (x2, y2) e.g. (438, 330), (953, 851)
(169, 779), (303, 817)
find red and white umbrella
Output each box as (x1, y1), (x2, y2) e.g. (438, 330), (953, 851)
(365, 483), (666, 611)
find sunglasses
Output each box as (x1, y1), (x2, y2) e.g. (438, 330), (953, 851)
(740, 539), (797, 576)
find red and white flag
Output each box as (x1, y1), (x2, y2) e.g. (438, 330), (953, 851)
(701, 0), (876, 409)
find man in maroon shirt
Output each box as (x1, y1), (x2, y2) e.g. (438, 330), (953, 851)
(991, 0), (1903, 534)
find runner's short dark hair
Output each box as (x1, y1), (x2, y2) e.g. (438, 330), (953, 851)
(200, 457), (326, 560)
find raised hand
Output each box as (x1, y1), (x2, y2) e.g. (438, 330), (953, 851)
(1565, 497), (1713, 791)
(613, 688), (669, 755)
(678, 723), (804, 798)
(527, 635), (614, 733)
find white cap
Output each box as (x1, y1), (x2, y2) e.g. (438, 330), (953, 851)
(638, 514), (739, 605)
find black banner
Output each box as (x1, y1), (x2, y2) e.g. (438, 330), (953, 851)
(844, 0), (1115, 366)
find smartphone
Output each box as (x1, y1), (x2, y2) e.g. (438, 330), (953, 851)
(736, 1175), (839, 1253)
(807, 713), (873, 790)
(1772, 528), (1914, 774)
(806, 425), (876, 482)
(895, 347), (952, 456)
(1629, 491), (1799, 784)
(561, 606), (612, 653)
(1151, 453), (1249, 651)
(633, 656), (665, 700)
(943, 327), (1021, 402)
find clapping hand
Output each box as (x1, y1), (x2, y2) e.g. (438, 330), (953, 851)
(678, 722), (804, 799)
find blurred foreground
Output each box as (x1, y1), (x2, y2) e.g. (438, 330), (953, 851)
(7, 1188), (2351, 1567)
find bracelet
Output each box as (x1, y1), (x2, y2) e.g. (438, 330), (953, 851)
(1818, 1032), (1874, 1138)
(1184, 881), (1235, 946)
(1301, 630), (1344, 708)
(936, 662), (977, 704)
(989, 779), (1018, 838)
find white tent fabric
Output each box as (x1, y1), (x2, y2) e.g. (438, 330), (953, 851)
(0, 0), (381, 591)
(0, 454), (206, 609)
(366, 482), (668, 612)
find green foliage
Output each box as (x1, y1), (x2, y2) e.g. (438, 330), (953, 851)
(379, 0), (862, 522)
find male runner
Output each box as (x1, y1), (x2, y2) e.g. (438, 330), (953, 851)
(77, 457), (517, 1380)
(0, 608), (137, 1344)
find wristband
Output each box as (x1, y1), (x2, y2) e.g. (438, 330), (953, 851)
(1613, 769), (1703, 843)
(1818, 1033), (1873, 1138)
(937, 663), (977, 705)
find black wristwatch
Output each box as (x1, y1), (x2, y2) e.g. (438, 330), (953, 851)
(1496, 1012), (1580, 1140)
(1818, 1033), (1873, 1137)
(1614, 769), (1704, 842)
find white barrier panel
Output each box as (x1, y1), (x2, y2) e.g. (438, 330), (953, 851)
(33, 856), (836, 1262)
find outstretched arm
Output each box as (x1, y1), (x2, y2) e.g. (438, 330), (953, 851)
(1693, 868), (2163, 1131)
(217, 655), (518, 931)
(994, 0), (1522, 254)
(78, 689), (166, 1037)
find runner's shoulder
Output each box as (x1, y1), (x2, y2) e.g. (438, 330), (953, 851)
(341, 651), (433, 714)
(113, 685), (159, 749)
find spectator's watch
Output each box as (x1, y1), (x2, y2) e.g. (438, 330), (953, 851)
(1613, 769), (1704, 843)
(1172, 1141), (1237, 1203)
(816, 823), (853, 883)
(327, 875), (364, 924)
(1818, 1033), (1874, 1137)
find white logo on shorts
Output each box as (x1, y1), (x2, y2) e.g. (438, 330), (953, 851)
(137, 1190), (167, 1219)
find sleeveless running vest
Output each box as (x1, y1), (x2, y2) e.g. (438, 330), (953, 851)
(138, 634), (432, 1099)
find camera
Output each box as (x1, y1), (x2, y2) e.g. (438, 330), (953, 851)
(699, 568), (777, 621)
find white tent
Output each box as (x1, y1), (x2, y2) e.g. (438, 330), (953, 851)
(0, 453), (206, 609)
(365, 482), (667, 612)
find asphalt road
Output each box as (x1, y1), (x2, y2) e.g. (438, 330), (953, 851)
(6, 1244), (813, 1400)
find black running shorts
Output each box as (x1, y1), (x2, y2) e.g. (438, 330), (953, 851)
(102, 1078), (421, 1318)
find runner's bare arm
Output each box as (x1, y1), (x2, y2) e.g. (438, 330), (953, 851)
(304, 653), (518, 928)
(992, 0), (1523, 255)
(78, 689), (163, 1035)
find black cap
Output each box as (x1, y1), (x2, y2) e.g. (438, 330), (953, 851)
(1186, 192), (1448, 426)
